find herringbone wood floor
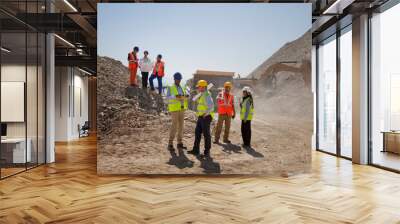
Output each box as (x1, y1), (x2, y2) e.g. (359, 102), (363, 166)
(1, 135), (400, 224)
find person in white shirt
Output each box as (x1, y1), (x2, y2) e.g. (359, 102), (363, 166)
(139, 50), (153, 88)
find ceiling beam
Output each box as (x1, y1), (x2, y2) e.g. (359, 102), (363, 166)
(67, 13), (97, 40)
(55, 55), (96, 71)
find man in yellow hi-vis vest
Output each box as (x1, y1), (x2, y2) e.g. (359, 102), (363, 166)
(167, 72), (188, 150)
(188, 80), (215, 158)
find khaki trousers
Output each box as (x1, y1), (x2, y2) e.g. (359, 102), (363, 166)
(214, 114), (232, 142)
(169, 111), (185, 145)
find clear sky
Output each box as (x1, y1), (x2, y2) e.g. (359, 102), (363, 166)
(98, 3), (311, 85)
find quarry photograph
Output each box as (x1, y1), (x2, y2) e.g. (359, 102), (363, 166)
(96, 4), (312, 175)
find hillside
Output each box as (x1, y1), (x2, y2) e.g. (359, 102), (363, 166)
(243, 30), (313, 121)
(248, 30), (311, 80)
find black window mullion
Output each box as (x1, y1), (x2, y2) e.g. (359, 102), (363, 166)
(36, 0), (39, 167)
(24, 0), (28, 171)
(316, 44), (320, 151)
(44, 0), (47, 164)
(336, 29), (341, 157)
(367, 11), (373, 165)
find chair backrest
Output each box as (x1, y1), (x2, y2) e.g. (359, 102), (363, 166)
(82, 121), (90, 129)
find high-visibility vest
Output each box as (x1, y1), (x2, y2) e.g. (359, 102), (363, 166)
(128, 52), (138, 64)
(196, 91), (214, 119)
(153, 61), (165, 77)
(128, 53), (138, 71)
(240, 98), (254, 121)
(168, 85), (188, 112)
(217, 92), (234, 116)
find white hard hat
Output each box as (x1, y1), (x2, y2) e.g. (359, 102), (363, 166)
(242, 86), (252, 94)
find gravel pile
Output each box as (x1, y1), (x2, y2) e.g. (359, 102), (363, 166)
(97, 56), (166, 139)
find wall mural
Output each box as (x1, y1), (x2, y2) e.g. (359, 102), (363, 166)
(97, 3), (313, 175)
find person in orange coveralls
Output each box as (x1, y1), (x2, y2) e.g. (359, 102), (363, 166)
(128, 46), (139, 86)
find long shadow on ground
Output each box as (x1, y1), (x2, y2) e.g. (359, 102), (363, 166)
(244, 146), (264, 158)
(196, 155), (221, 174)
(167, 148), (194, 169)
(221, 143), (242, 154)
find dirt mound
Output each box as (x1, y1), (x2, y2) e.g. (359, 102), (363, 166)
(97, 56), (165, 138)
(97, 56), (140, 103)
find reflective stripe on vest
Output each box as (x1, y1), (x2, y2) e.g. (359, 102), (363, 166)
(168, 85), (188, 112)
(196, 91), (214, 118)
(240, 98), (254, 121)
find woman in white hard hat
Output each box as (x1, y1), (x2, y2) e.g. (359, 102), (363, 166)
(240, 86), (254, 148)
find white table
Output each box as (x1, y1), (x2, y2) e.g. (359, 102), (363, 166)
(1, 138), (31, 163)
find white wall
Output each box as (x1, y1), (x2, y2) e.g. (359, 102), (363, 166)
(55, 67), (89, 141)
(1, 63), (46, 164)
(1, 65), (40, 138)
(70, 73), (89, 139)
(1, 65), (26, 139)
(55, 66), (69, 141)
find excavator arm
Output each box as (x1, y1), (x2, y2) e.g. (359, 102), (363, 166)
(252, 60), (311, 90)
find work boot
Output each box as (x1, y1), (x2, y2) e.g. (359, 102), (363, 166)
(242, 144), (251, 148)
(213, 139), (220, 144)
(177, 143), (187, 149)
(188, 149), (200, 156)
(167, 144), (174, 151)
(223, 139), (231, 144)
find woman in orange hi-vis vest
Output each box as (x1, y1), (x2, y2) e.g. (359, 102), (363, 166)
(128, 46), (139, 86)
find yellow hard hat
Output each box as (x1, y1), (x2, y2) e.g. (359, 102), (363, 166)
(197, 80), (208, 87)
(224, 81), (232, 88)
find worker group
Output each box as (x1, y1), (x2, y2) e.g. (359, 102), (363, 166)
(128, 46), (255, 158)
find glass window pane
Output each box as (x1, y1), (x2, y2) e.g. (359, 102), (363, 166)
(371, 4), (400, 171)
(0, 1), (46, 179)
(317, 35), (337, 154)
(340, 27), (352, 158)
(1, 31), (27, 177)
(27, 31), (38, 169)
(38, 33), (45, 165)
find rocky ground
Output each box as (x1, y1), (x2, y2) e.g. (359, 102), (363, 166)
(97, 56), (311, 175)
(98, 112), (311, 175)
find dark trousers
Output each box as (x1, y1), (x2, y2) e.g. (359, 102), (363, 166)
(241, 120), (251, 146)
(149, 74), (163, 94)
(141, 72), (149, 88)
(193, 115), (212, 154)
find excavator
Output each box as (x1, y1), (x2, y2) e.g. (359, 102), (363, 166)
(251, 59), (311, 93)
